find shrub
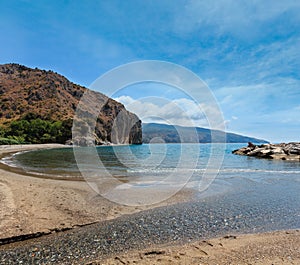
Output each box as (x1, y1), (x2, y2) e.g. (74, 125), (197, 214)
(0, 137), (21, 145)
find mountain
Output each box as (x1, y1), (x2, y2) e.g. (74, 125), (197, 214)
(0, 63), (142, 145)
(142, 123), (268, 143)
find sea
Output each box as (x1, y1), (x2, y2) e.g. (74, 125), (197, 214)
(2, 143), (300, 181)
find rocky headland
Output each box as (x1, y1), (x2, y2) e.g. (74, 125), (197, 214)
(233, 142), (300, 161)
(0, 63), (142, 145)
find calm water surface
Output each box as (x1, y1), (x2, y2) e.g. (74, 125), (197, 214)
(3, 143), (300, 183)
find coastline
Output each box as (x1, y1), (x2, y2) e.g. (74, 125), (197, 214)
(0, 144), (299, 264)
(0, 144), (132, 239)
(0, 144), (194, 240)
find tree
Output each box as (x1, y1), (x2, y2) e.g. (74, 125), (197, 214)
(9, 120), (30, 138)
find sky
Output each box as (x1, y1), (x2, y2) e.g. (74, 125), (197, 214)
(1, 0), (299, 142)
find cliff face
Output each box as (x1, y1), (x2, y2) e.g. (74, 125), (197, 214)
(0, 63), (142, 145)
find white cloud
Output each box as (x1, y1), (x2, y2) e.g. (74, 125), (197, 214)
(114, 95), (225, 129)
(115, 95), (135, 106)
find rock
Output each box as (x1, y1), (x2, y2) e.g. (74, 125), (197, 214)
(271, 148), (285, 154)
(248, 142), (256, 148)
(232, 142), (300, 161)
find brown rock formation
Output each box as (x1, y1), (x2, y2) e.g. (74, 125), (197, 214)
(0, 63), (142, 145)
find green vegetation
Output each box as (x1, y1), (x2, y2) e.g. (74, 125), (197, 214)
(0, 114), (72, 144)
(0, 137), (22, 145)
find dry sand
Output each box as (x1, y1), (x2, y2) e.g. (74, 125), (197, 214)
(95, 230), (300, 265)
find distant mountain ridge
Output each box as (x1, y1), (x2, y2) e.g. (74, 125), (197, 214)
(0, 63), (142, 145)
(142, 123), (268, 143)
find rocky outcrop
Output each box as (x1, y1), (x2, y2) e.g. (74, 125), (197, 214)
(232, 142), (300, 161)
(0, 63), (142, 145)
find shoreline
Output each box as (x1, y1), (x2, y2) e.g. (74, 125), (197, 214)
(0, 144), (84, 181)
(0, 144), (130, 239)
(0, 144), (299, 264)
(0, 144), (194, 240)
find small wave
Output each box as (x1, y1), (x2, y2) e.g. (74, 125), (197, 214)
(127, 167), (300, 175)
(126, 168), (206, 174)
(0, 156), (18, 168)
(0, 150), (32, 168)
(221, 168), (300, 174)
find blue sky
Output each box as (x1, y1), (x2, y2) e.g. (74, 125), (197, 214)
(1, 1), (299, 142)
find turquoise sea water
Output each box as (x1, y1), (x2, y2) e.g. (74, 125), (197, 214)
(2, 143), (300, 193)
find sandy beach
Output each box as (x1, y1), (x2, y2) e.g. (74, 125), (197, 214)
(0, 144), (299, 264)
(0, 144), (192, 240)
(0, 144), (136, 239)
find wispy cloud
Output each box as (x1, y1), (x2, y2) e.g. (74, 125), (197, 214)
(173, 0), (300, 38)
(214, 80), (300, 141)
